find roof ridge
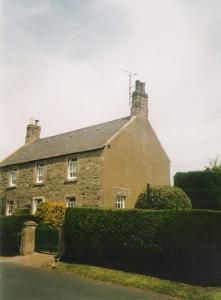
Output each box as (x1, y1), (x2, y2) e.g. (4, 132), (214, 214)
(0, 116), (131, 167)
(38, 116), (130, 142)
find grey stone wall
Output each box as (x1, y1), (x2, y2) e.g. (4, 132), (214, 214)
(0, 171), (7, 214)
(0, 149), (104, 213)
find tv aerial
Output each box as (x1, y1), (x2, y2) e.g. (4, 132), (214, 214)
(121, 69), (137, 105)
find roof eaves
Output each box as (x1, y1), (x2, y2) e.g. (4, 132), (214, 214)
(0, 145), (105, 168)
(0, 145), (27, 167)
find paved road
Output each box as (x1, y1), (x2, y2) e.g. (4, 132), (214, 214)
(0, 262), (174, 300)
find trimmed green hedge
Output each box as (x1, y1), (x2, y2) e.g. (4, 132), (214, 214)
(14, 208), (30, 215)
(174, 171), (221, 209)
(64, 208), (221, 260)
(135, 186), (192, 209)
(0, 215), (37, 255)
(64, 208), (221, 285)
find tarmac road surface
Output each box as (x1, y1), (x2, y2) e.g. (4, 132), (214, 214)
(0, 262), (176, 300)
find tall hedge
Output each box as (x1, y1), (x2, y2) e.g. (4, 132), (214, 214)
(174, 171), (221, 209)
(64, 208), (221, 285)
(0, 215), (37, 255)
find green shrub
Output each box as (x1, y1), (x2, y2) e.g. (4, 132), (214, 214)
(135, 186), (192, 209)
(35, 201), (66, 229)
(64, 208), (221, 285)
(14, 208), (30, 215)
(0, 214), (37, 255)
(174, 171), (221, 209)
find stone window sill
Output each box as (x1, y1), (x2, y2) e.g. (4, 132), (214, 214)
(64, 179), (77, 184)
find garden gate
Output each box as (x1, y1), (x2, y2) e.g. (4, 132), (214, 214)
(35, 223), (59, 254)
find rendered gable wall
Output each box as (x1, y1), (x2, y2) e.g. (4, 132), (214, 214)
(103, 117), (170, 208)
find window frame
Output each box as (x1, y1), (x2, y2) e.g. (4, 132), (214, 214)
(32, 197), (45, 214)
(66, 196), (76, 208)
(9, 169), (17, 187)
(36, 163), (45, 184)
(67, 158), (77, 180)
(6, 200), (14, 216)
(115, 195), (125, 209)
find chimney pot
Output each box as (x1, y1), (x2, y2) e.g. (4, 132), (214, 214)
(30, 118), (35, 125)
(140, 82), (145, 93)
(135, 80), (141, 91)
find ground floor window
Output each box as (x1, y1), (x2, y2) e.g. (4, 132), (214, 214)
(6, 200), (14, 216)
(116, 195), (125, 209)
(32, 197), (44, 214)
(66, 196), (76, 208)
(25, 204), (31, 213)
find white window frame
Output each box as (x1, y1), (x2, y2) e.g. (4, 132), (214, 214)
(32, 197), (45, 214)
(66, 196), (76, 208)
(9, 169), (17, 187)
(6, 200), (14, 216)
(67, 158), (77, 180)
(36, 163), (44, 184)
(116, 195), (125, 209)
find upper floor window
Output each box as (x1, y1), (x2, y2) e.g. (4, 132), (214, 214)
(68, 158), (77, 180)
(116, 195), (125, 209)
(9, 169), (17, 187)
(66, 196), (76, 208)
(36, 163), (44, 184)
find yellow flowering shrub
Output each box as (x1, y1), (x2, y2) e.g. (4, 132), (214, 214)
(35, 201), (66, 229)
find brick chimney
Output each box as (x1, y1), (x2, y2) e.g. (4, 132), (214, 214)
(25, 119), (41, 144)
(131, 80), (148, 118)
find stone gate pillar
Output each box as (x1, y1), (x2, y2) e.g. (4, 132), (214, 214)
(57, 226), (65, 258)
(20, 221), (37, 255)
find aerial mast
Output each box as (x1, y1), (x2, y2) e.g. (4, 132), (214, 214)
(121, 70), (137, 105)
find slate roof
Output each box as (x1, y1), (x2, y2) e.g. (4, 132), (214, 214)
(0, 117), (130, 167)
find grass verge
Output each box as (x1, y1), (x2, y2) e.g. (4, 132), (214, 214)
(56, 262), (221, 300)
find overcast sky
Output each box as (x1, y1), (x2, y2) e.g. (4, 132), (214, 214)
(1, 0), (221, 181)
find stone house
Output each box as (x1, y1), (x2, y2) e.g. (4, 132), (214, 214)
(0, 80), (170, 215)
